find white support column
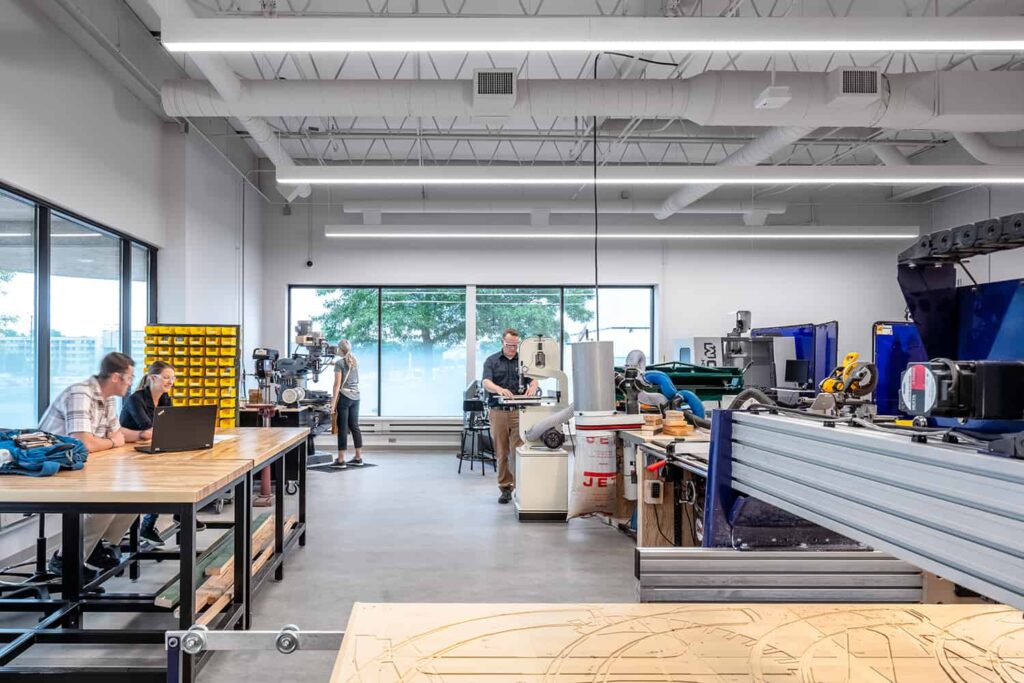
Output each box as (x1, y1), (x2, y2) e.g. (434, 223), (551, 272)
(465, 285), (477, 386)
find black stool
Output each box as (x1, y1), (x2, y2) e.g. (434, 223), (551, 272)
(457, 399), (495, 475)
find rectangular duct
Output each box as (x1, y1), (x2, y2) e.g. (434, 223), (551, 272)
(827, 67), (881, 108)
(472, 68), (517, 117)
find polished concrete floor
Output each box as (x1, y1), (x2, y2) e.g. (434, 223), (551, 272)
(5, 452), (637, 681)
(202, 452), (636, 681)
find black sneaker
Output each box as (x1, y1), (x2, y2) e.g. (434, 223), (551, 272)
(48, 552), (100, 583)
(329, 459), (347, 469)
(498, 489), (512, 505)
(347, 458), (365, 467)
(172, 515), (207, 532)
(87, 542), (122, 571)
(140, 525), (164, 546)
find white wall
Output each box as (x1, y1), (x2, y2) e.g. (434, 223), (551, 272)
(0, 1), (166, 246)
(159, 132), (264, 371)
(0, 0), (265, 358)
(660, 244), (907, 361)
(260, 189), (918, 364)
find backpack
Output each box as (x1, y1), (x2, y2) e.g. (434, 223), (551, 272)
(0, 430), (89, 477)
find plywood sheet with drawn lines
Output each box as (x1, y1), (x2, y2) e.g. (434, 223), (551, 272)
(330, 603), (1024, 682)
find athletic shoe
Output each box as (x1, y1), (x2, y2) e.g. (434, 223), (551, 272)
(87, 542), (122, 571)
(47, 552), (100, 583)
(329, 459), (347, 469)
(140, 524), (164, 546)
(498, 489), (512, 504)
(348, 458), (365, 467)
(172, 515), (207, 532)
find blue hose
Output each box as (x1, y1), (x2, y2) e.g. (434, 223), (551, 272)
(643, 371), (706, 418)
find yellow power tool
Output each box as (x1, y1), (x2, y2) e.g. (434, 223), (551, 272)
(819, 352), (878, 397)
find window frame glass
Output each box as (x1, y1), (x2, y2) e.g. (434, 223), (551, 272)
(0, 181), (157, 425)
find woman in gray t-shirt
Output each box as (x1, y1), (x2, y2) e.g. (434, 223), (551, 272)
(330, 340), (364, 468)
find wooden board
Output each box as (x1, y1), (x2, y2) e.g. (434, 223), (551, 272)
(105, 427), (309, 468)
(330, 603), (1024, 682)
(196, 516), (296, 609)
(0, 457), (251, 504)
(156, 512), (282, 609)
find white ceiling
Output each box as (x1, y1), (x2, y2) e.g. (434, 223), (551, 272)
(125, 0), (1024, 204)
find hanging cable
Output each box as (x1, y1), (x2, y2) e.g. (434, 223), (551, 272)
(589, 51), (681, 340)
(593, 52), (600, 341)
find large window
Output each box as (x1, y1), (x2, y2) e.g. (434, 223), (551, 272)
(291, 287), (380, 416)
(0, 183), (155, 427)
(0, 192), (37, 427)
(131, 244), (150, 363)
(288, 285), (653, 418)
(381, 288), (466, 416)
(561, 287), (653, 401)
(49, 214), (122, 400)
(474, 287), (561, 379)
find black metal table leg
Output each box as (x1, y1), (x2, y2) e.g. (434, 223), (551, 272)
(232, 474), (252, 630)
(273, 457), (285, 581)
(178, 504), (196, 683)
(297, 444), (307, 548)
(61, 514), (82, 629)
(35, 515), (47, 578)
(673, 479), (683, 548)
(129, 517), (141, 581)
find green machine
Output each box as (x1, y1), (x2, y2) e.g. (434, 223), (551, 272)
(614, 361), (744, 403)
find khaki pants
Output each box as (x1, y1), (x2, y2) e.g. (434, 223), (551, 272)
(489, 408), (522, 491)
(81, 514), (138, 562)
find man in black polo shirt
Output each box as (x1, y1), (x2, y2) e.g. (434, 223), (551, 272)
(482, 328), (538, 504)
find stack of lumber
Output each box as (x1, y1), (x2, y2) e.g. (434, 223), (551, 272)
(154, 511), (296, 624)
(662, 411), (695, 437)
(640, 414), (663, 436)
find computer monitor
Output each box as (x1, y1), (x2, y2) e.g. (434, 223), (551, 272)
(785, 359), (811, 386)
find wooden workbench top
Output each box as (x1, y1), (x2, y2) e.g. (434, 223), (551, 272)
(330, 602), (1024, 682)
(0, 428), (308, 504)
(0, 457), (250, 504)
(104, 427), (309, 468)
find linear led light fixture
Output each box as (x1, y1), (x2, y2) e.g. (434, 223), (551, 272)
(279, 165), (1024, 186)
(324, 231), (918, 241)
(163, 17), (1024, 53)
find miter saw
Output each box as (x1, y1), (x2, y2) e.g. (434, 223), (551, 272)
(806, 351), (878, 416)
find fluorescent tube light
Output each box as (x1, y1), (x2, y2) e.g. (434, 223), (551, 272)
(279, 165), (1024, 186)
(324, 232), (918, 240)
(162, 17), (1024, 53)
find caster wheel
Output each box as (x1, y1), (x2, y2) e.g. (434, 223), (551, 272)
(286, 482), (298, 495)
(213, 499), (225, 514)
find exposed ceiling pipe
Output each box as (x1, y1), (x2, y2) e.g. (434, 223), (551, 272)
(871, 143), (942, 201)
(954, 133), (1024, 165)
(339, 199), (788, 216)
(655, 126), (814, 220)
(162, 71), (1024, 132)
(148, 0), (310, 202)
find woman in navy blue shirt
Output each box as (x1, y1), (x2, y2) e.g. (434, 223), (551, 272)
(120, 361), (195, 544)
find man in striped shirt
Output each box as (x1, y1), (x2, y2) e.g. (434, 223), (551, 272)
(39, 352), (152, 580)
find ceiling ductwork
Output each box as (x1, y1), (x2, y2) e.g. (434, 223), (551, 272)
(149, 0), (310, 202)
(656, 125), (815, 220)
(871, 142), (942, 201)
(162, 70), (1024, 132)
(954, 133), (1024, 165)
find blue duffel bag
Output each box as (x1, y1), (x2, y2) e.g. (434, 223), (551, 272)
(0, 430), (89, 477)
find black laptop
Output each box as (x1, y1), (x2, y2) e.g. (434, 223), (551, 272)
(135, 405), (218, 454)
